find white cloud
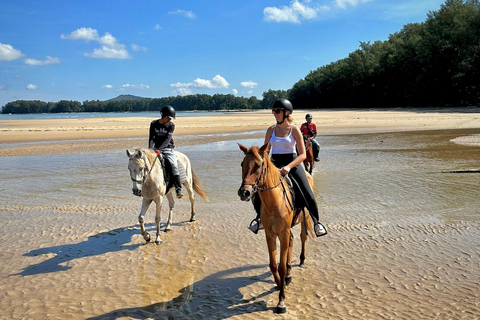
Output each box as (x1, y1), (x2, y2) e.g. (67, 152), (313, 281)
(171, 75), (229, 89)
(264, 0), (321, 24)
(172, 88), (192, 96)
(131, 44), (148, 52)
(24, 56), (60, 66)
(102, 84), (113, 89)
(168, 10), (196, 19)
(232, 89), (238, 95)
(0, 43), (24, 61)
(240, 81), (258, 88)
(61, 27), (131, 59)
(336, 0), (373, 9)
(122, 84), (150, 89)
(155, 24), (162, 30)
(85, 46), (130, 59)
(26, 84), (37, 90)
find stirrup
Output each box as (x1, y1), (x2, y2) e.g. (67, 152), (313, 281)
(314, 222), (328, 237)
(248, 219), (260, 234)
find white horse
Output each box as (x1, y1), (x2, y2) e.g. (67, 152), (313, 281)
(126, 148), (209, 244)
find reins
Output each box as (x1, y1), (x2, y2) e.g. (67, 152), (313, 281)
(244, 155), (294, 211)
(131, 152), (162, 185)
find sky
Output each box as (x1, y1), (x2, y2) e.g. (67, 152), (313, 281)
(0, 0), (446, 108)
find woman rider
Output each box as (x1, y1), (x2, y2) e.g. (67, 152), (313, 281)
(248, 99), (327, 237)
(148, 105), (183, 198)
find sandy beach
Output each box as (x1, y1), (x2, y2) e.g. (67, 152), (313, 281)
(0, 108), (479, 319)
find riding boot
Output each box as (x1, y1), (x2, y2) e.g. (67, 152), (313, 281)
(173, 175), (183, 199)
(248, 194), (263, 234)
(313, 140), (320, 162)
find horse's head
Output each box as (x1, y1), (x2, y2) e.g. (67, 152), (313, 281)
(237, 142), (270, 201)
(126, 148), (150, 197)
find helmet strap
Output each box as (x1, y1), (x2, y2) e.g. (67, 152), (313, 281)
(276, 110), (287, 125)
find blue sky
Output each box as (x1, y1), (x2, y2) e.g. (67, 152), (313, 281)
(0, 0), (445, 107)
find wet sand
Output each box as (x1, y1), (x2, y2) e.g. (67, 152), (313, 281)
(0, 109), (479, 319)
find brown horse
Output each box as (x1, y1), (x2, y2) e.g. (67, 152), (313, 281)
(238, 142), (314, 314)
(303, 136), (314, 175)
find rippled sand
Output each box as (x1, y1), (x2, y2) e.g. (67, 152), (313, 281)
(0, 119), (479, 318)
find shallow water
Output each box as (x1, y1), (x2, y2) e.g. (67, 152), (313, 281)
(0, 129), (479, 319)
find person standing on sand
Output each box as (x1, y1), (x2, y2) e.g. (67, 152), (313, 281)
(149, 105), (183, 198)
(300, 113), (320, 162)
(248, 98), (327, 237)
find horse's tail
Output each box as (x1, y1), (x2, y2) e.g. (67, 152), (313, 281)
(192, 170), (209, 202)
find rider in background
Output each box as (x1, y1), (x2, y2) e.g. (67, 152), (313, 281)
(300, 114), (320, 162)
(248, 99), (327, 237)
(149, 105), (183, 198)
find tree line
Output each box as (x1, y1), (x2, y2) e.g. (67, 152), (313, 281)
(1, 90), (288, 114)
(2, 0), (479, 114)
(289, 0), (480, 108)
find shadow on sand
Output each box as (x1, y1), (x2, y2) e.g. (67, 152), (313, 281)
(16, 225), (143, 276)
(86, 264), (277, 319)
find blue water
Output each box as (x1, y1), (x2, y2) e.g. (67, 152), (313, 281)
(0, 111), (218, 120)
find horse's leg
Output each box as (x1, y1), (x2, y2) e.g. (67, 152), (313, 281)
(185, 179), (196, 222)
(139, 198), (153, 242)
(165, 192), (175, 232)
(266, 232), (280, 287)
(154, 196), (164, 245)
(285, 230), (294, 286)
(276, 230), (291, 314)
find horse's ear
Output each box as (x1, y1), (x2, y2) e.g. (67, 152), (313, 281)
(259, 142), (270, 156)
(126, 149), (132, 157)
(135, 149), (143, 158)
(238, 143), (249, 155)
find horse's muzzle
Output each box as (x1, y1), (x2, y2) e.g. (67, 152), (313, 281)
(132, 189), (142, 197)
(238, 187), (252, 202)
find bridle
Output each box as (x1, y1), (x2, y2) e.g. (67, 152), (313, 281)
(241, 155), (286, 195)
(130, 153), (161, 185)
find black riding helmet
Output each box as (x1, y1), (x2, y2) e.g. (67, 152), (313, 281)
(272, 99), (293, 124)
(305, 113), (313, 120)
(272, 98), (293, 113)
(161, 105), (176, 119)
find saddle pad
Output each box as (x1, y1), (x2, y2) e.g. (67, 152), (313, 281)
(177, 160), (187, 184)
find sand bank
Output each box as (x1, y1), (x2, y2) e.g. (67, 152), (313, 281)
(1, 108), (479, 143)
(1, 108), (479, 157)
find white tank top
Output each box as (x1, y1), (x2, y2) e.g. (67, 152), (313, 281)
(270, 125), (296, 154)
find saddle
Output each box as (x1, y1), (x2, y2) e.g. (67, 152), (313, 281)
(156, 155), (188, 192)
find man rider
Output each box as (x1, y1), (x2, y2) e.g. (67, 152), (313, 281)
(300, 114), (320, 162)
(149, 105), (183, 198)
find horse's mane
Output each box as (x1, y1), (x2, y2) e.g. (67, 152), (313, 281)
(250, 146), (282, 187)
(134, 148), (157, 168)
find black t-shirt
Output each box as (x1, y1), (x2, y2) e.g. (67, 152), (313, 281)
(148, 120), (175, 150)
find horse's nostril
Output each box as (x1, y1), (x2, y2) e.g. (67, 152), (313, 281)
(238, 188), (251, 199)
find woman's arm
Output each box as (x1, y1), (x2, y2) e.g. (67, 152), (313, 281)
(264, 125), (274, 145)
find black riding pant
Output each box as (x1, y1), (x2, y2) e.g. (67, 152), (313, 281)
(252, 153), (320, 223)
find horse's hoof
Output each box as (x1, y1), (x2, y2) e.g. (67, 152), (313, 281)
(144, 233), (151, 242)
(189, 217), (196, 222)
(155, 239), (162, 245)
(276, 305), (287, 314)
(164, 227), (172, 232)
(285, 276), (292, 286)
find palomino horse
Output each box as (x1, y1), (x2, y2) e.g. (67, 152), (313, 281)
(303, 136), (314, 175)
(127, 148), (208, 244)
(237, 142), (314, 314)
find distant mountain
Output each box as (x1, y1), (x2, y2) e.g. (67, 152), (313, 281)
(106, 94), (145, 101)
